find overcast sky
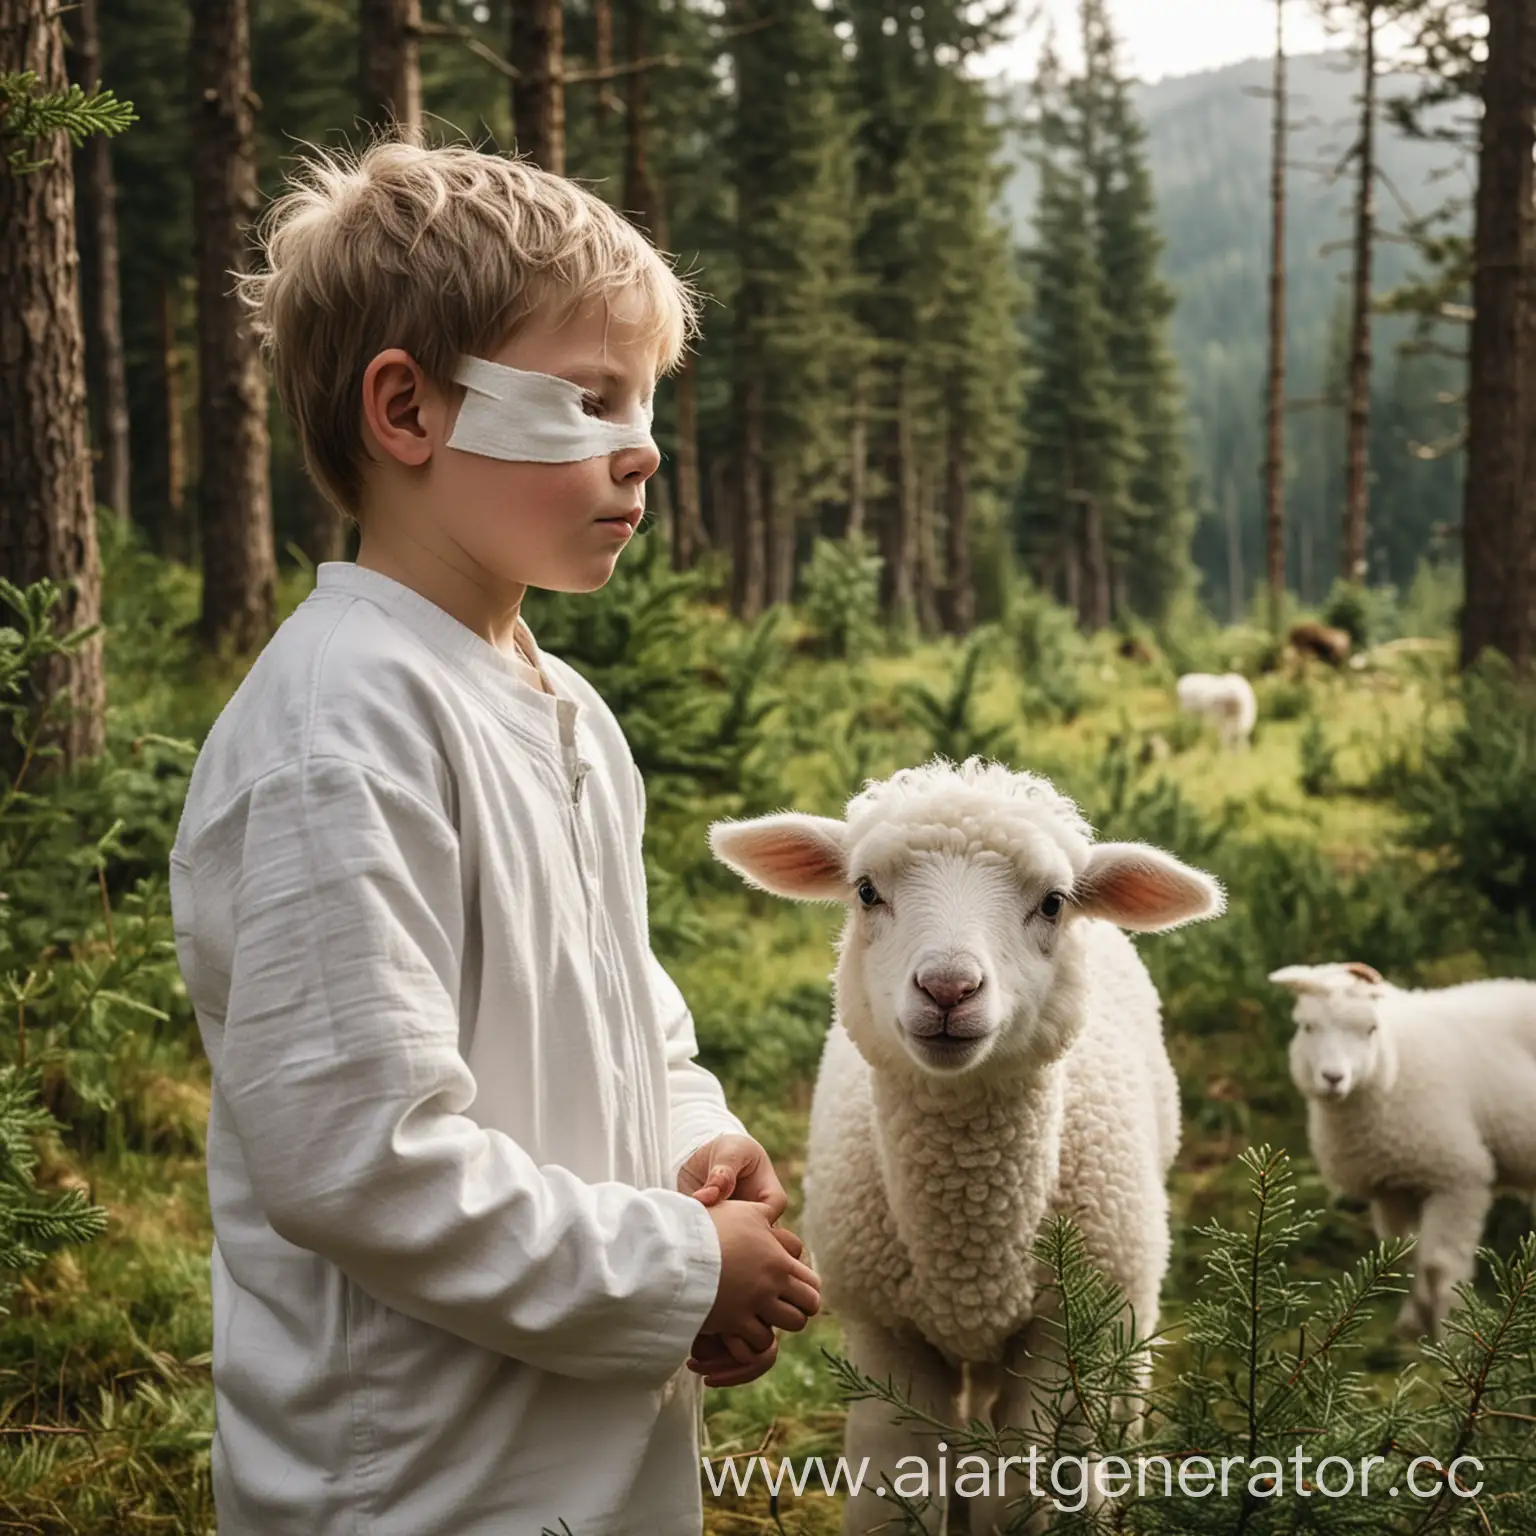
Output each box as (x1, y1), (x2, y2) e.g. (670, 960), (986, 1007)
(979, 0), (1365, 84)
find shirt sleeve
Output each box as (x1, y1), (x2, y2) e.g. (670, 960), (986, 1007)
(626, 765), (749, 1183)
(214, 754), (720, 1385)
(652, 952), (750, 1185)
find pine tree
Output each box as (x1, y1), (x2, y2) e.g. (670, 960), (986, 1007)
(191, 0), (276, 654)
(1342, 0), (1379, 586)
(1264, 0), (1288, 635)
(905, 68), (1025, 635)
(358, 0), (423, 134)
(65, 0), (132, 523)
(1078, 0), (1195, 623)
(511, 0), (566, 171)
(846, 0), (1018, 632)
(1461, 0), (1534, 669)
(1015, 41), (1136, 631)
(0, 6), (131, 772)
(727, 0), (860, 617)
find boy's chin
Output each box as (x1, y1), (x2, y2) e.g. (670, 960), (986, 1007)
(533, 552), (627, 595)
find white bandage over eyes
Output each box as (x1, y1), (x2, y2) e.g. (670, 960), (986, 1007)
(446, 356), (657, 464)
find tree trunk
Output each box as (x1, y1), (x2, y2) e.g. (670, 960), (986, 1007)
(671, 356), (705, 570)
(1264, 0), (1287, 633)
(732, 373), (767, 619)
(881, 368), (918, 626)
(765, 461), (795, 606)
(707, 452), (730, 552)
(593, 0), (616, 115)
(511, 0), (565, 173)
(150, 280), (191, 561)
(1463, 0), (1534, 668)
(1080, 495), (1110, 632)
(358, 0), (422, 134)
(940, 389), (973, 634)
(620, 0), (702, 569)
(1224, 475), (1244, 623)
(0, 0), (106, 768)
(65, 0), (130, 522)
(846, 372), (867, 540)
(192, 0), (276, 654)
(621, 0), (653, 225)
(1341, 0), (1375, 585)
(915, 459), (940, 635)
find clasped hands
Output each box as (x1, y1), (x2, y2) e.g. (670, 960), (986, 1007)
(676, 1133), (821, 1388)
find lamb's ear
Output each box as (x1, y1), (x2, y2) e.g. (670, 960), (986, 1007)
(1344, 961), (1384, 985)
(708, 813), (849, 902)
(1268, 965), (1331, 995)
(1073, 842), (1225, 932)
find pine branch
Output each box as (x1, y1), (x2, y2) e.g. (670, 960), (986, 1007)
(0, 71), (135, 173)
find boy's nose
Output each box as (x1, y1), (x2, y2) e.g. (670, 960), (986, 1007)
(612, 440), (661, 483)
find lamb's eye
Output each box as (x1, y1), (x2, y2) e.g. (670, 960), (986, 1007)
(1040, 890), (1066, 921)
(856, 879), (881, 908)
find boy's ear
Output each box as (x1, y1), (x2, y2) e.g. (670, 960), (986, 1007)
(1073, 843), (1225, 932)
(709, 813), (849, 902)
(361, 348), (434, 467)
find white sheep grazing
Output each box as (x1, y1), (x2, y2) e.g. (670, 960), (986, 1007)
(1175, 672), (1257, 751)
(710, 759), (1224, 1535)
(1272, 962), (1536, 1341)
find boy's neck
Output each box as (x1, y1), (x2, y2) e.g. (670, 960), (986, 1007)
(354, 528), (527, 656)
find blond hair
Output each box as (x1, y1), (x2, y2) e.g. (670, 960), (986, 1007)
(243, 137), (702, 517)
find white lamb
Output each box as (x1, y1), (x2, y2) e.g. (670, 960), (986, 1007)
(1272, 961), (1536, 1341)
(710, 758), (1225, 1535)
(1175, 672), (1257, 751)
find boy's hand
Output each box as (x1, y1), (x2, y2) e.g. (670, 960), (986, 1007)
(687, 1331), (778, 1389)
(697, 1200), (820, 1383)
(687, 1227), (809, 1387)
(677, 1133), (787, 1220)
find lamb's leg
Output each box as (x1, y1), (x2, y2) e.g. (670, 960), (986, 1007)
(1370, 1189), (1421, 1244)
(1402, 1186), (1491, 1342)
(1369, 1190), (1428, 1338)
(965, 1317), (1080, 1536)
(840, 1319), (963, 1536)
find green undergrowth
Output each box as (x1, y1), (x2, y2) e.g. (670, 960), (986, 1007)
(1, 533), (1531, 1532)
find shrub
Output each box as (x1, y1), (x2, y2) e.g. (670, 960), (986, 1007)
(1008, 583), (1088, 723)
(899, 629), (1014, 762)
(829, 1147), (1536, 1532)
(1393, 658), (1536, 920)
(1299, 713), (1339, 798)
(799, 534), (884, 661)
(1323, 579), (1401, 651)
(1397, 560), (1463, 641)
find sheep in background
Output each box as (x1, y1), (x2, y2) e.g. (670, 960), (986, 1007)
(1176, 671), (1257, 751)
(1272, 961), (1536, 1341)
(711, 759), (1225, 1535)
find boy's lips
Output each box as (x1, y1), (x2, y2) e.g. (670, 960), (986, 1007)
(597, 508), (643, 531)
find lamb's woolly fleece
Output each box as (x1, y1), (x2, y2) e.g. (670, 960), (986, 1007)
(1175, 672), (1257, 747)
(806, 926), (1178, 1362)
(1288, 974), (1536, 1204)
(803, 758), (1181, 1363)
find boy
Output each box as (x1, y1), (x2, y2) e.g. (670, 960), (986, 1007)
(168, 139), (820, 1536)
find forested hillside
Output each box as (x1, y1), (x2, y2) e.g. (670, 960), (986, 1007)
(1007, 50), (1469, 612)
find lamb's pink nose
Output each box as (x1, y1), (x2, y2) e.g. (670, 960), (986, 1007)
(914, 966), (983, 1011)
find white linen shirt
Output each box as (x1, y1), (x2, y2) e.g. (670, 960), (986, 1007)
(168, 561), (745, 1536)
